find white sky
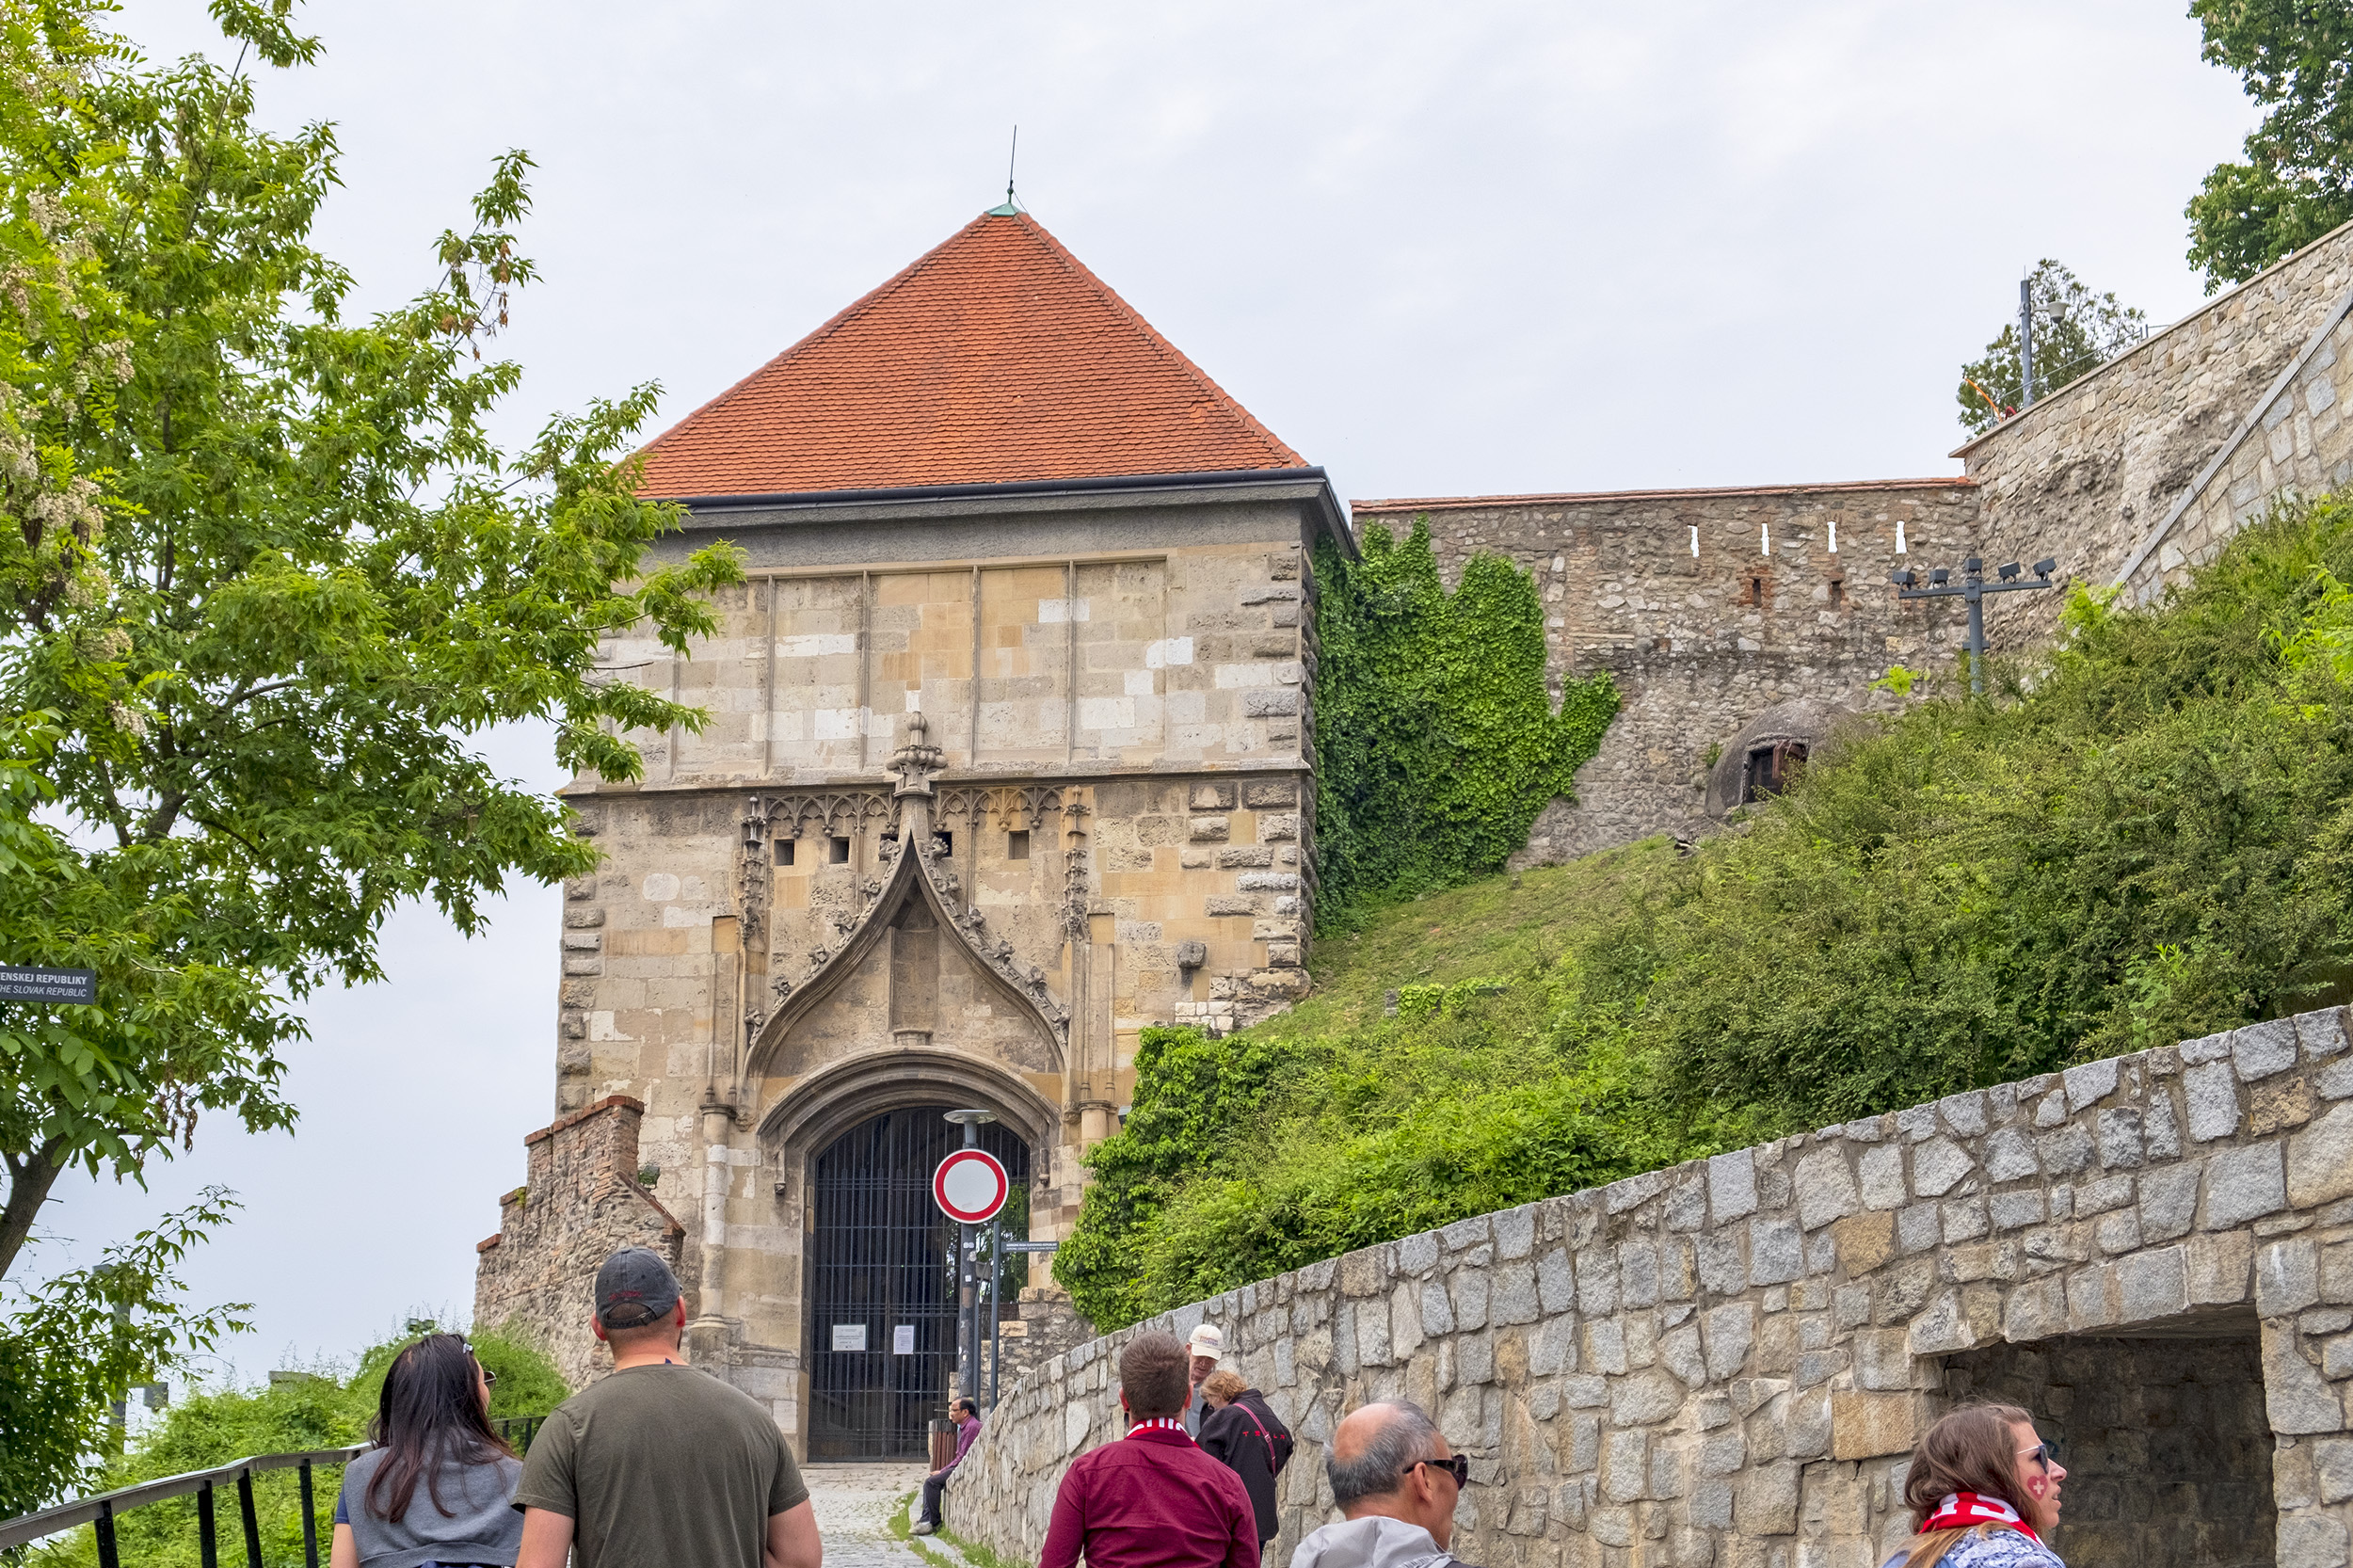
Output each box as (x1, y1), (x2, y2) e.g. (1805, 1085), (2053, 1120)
(30, 0), (2258, 1381)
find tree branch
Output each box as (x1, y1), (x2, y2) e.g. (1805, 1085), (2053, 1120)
(0, 1135), (68, 1285)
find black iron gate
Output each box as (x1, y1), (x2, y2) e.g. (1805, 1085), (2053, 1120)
(807, 1106), (1031, 1460)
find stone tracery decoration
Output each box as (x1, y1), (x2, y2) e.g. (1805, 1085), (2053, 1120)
(744, 715), (1072, 1079)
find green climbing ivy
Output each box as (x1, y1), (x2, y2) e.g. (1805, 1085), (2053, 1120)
(1311, 518), (1619, 931)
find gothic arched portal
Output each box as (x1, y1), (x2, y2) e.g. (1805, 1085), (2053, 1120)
(805, 1106), (1031, 1461)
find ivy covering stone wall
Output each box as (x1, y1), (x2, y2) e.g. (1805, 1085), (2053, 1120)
(1311, 519), (1618, 928)
(951, 1009), (2353, 1568)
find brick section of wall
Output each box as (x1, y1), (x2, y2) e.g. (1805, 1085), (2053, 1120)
(1945, 1335), (2275, 1568)
(1356, 483), (1979, 859)
(1964, 221), (2353, 650)
(472, 1096), (685, 1392)
(951, 1009), (2353, 1568)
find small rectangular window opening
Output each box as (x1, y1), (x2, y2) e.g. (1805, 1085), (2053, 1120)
(1829, 580), (1845, 609)
(774, 839), (795, 867)
(1741, 740), (1810, 805)
(1008, 829), (1031, 860)
(828, 837), (851, 865)
(1750, 576), (1765, 605)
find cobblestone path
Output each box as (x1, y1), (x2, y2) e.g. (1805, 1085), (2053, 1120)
(804, 1463), (933, 1568)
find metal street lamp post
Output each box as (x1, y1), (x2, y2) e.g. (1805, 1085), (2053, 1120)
(1891, 556), (2058, 696)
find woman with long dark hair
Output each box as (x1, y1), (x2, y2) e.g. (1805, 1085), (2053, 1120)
(330, 1333), (524, 1568)
(1883, 1403), (2069, 1568)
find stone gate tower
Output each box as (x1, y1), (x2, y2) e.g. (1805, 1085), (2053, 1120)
(472, 206), (1350, 1455)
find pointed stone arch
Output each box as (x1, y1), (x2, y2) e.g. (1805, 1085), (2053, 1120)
(745, 832), (1067, 1084)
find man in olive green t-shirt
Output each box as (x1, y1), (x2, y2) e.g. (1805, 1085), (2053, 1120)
(515, 1248), (820, 1568)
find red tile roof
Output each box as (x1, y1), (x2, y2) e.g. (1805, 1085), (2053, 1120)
(635, 210), (1306, 498)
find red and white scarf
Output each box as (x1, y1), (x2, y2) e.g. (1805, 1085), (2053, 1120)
(1924, 1493), (2039, 1544)
(1128, 1415), (1190, 1437)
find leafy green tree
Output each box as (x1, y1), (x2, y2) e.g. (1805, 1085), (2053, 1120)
(1956, 261), (2149, 434)
(2185, 0), (2353, 289)
(1310, 520), (1617, 931)
(0, 0), (740, 1512)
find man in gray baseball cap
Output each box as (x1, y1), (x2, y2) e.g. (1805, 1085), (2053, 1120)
(514, 1247), (819, 1568)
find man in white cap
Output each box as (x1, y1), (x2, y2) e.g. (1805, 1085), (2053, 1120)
(1183, 1323), (1225, 1435)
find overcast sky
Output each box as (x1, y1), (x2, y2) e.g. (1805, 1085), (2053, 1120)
(31, 0), (2259, 1383)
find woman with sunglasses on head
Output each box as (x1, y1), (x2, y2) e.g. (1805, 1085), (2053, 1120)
(1884, 1404), (2068, 1568)
(331, 1333), (524, 1568)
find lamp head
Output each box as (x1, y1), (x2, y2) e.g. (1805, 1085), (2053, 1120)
(1890, 568), (1916, 588)
(2034, 557), (2057, 579)
(1929, 568), (1950, 585)
(1998, 562), (2021, 582)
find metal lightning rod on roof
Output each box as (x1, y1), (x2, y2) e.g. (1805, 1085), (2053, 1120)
(990, 126), (1024, 216)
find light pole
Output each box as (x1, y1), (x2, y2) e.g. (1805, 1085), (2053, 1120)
(942, 1109), (995, 1401)
(1891, 556), (2058, 696)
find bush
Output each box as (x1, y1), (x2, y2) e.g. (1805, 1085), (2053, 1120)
(1064, 493), (2353, 1329)
(24, 1327), (567, 1567)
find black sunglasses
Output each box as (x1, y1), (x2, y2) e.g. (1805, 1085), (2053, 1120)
(2019, 1440), (2057, 1471)
(1405, 1454), (1470, 1487)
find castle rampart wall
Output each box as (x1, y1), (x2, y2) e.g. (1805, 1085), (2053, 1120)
(1354, 482), (1978, 858)
(952, 1009), (2353, 1568)
(1963, 219), (2353, 647)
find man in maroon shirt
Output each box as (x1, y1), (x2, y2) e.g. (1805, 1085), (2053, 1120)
(1041, 1331), (1257, 1568)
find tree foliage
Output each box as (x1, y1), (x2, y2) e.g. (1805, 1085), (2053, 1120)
(1066, 492), (2353, 1329)
(0, 0), (741, 1514)
(1956, 261), (2149, 434)
(2185, 0), (2353, 289)
(1311, 519), (1617, 931)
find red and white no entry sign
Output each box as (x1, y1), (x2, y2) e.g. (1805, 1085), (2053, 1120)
(933, 1148), (1010, 1224)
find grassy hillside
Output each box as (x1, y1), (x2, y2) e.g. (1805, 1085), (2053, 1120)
(1058, 493), (2353, 1331)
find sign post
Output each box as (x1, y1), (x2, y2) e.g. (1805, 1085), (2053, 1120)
(937, 1113), (1007, 1403)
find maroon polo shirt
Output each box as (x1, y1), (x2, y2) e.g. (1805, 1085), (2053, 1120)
(1040, 1421), (1258, 1568)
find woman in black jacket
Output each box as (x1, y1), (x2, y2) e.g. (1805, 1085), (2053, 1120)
(1197, 1370), (1293, 1557)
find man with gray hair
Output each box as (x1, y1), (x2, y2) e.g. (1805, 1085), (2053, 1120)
(1289, 1400), (1478, 1568)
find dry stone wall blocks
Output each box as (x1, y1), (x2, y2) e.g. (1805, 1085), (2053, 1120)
(952, 1009), (2353, 1568)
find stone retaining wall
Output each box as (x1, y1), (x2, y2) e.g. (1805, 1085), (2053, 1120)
(952, 1010), (2353, 1568)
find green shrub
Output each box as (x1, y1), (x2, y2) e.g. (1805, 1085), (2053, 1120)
(25, 1328), (568, 1567)
(1065, 493), (2353, 1329)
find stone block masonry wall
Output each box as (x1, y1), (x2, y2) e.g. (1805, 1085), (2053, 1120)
(1354, 482), (1979, 860)
(952, 1008), (2353, 1568)
(1963, 218), (2353, 649)
(472, 1096), (685, 1391)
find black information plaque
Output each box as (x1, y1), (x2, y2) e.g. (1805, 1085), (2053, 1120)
(0, 965), (95, 1003)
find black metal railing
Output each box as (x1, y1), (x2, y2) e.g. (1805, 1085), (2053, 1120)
(492, 1415), (543, 1454)
(0, 1445), (366, 1567)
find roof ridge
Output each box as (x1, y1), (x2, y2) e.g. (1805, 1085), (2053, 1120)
(637, 212), (996, 466)
(1010, 213), (1302, 467)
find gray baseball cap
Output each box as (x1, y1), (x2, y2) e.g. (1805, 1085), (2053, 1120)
(595, 1247), (681, 1329)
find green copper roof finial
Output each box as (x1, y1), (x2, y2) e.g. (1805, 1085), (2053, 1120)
(987, 125), (1022, 216)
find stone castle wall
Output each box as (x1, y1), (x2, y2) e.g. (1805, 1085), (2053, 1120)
(1961, 218), (2353, 648)
(472, 1096), (684, 1390)
(952, 1008), (2353, 1568)
(1356, 482), (1979, 859)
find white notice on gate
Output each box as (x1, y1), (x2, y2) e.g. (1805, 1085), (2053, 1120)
(892, 1324), (916, 1355)
(831, 1323), (868, 1352)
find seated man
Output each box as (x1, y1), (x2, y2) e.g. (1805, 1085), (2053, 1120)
(913, 1397), (982, 1536)
(1289, 1400), (1478, 1568)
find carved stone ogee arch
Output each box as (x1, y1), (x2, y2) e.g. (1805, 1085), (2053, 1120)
(744, 826), (1067, 1084)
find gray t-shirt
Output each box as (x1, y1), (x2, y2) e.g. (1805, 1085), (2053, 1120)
(513, 1363), (809, 1568)
(334, 1447), (523, 1568)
